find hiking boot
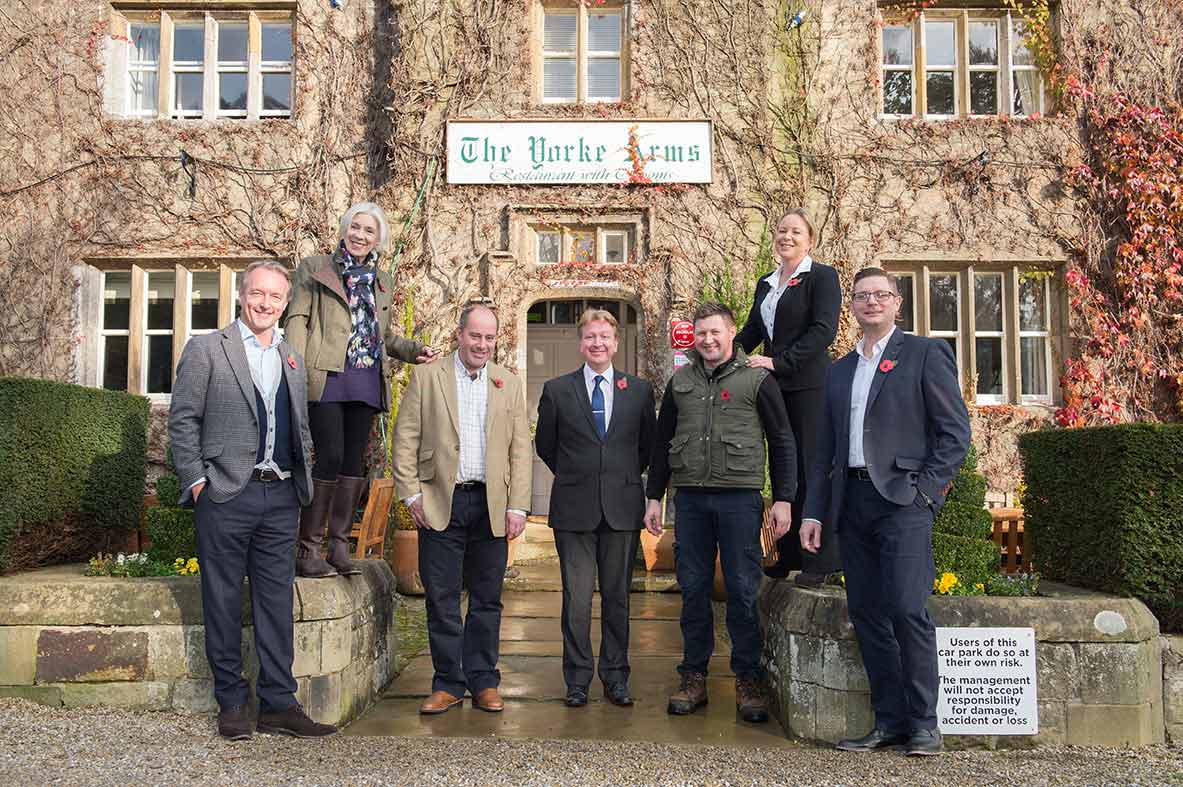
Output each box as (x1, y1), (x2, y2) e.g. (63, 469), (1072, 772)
(735, 676), (769, 723)
(667, 671), (708, 715)
(296, 478), (337, 578)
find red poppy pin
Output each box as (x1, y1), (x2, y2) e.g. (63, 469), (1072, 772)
(879, 359), (895, 373)
(287, 354), (298, 369)
(616, 378), (628, 390)
(492, 378), (504, 389)
(787, 277), (802, 287)
(720, 389), (732, 401)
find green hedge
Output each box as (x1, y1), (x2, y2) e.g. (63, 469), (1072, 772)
(1020, 423), (1183, 633)
(146, 507), (197, 563)
(0, 377), (148, 573)
(933, 446), (998, 585)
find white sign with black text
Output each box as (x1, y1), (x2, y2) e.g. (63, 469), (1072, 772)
(936, 626), (1038, 735)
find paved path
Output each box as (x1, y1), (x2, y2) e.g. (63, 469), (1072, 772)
(347, 565), (799, 749)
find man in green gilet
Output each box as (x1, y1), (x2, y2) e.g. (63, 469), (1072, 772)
(644, 302), (797, 723)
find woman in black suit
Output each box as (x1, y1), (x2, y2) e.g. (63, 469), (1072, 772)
(737, 208), (842, 585)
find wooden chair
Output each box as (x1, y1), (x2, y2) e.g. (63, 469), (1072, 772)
(351, 477), (395, 560)
(990, 507), (1029, 573)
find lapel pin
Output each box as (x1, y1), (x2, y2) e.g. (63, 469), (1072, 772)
(879, 359), (895, 373)
(492, 377), (504, 389)
(616, 378), (628, 390)
(287, 354), (298, 369)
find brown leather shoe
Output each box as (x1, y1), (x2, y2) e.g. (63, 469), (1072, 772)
(473, 687), (504, 713)
(419, 690), (463, 715)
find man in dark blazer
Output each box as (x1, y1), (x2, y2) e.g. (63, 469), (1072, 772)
(169, 260), (335, 741)
(801, 267), (970, 757)
(534, 308), (656, 708)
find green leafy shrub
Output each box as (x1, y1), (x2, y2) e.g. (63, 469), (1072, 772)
(0, 377), (148, 573)
(146, 507), (197, 563)
(154, 474), (181, 508)
(932, 446), (998, 586)
(1020, 423), (1183, 632)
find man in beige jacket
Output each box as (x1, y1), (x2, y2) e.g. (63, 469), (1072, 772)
(393, 303), (532, 715)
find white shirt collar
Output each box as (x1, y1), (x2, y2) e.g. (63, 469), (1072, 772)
(763, 255), (814, 288)
(454, 353), (486, 381)
(236, 319), (283, 349)
(856, 326), (896, 360)
(583, 364), (614, 385)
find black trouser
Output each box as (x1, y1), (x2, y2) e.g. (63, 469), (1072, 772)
(419, 483), (508, 697)
(308, 401), (377, 481)
(553, 521), (640, 690)
(775, 386), (842, 574)
(841, 475), (939, 733)
(195, 478), (299, 713)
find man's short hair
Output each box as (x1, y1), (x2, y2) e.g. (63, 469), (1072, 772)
(692, 301), (736, 326)
(852, 267), (900, 294)
(577, 308), (619, 338)
(238, 260), (292, 301)
(458, 300), (499, 332)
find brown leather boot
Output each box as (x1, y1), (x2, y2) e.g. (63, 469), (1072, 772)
(667, 671), (708, 715)
(736, 676), (769, 723)
(296, 478), (337, 578)
(325, 475), (366, 576)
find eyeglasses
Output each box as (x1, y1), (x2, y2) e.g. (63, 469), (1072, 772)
(851, 290), (899, 303)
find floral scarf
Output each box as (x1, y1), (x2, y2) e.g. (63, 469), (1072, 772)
(335, 241), (380, 369)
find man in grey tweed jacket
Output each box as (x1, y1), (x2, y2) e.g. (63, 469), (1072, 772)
(168, 259), (334, 741)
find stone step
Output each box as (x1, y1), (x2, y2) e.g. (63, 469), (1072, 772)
(504, 563), (679, 593)
(510, 521), (560, 563)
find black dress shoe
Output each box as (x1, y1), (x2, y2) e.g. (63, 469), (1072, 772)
(217, 704), (254, 741)
(565, 687), (588, 707)
(836, 727), (910, 752)
(906, 728), (943, 756)
(603, 682), (634, 707)
(257, 704), (338, 738)
(793, 571), (827, 588)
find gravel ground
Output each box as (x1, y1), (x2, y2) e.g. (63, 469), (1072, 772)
(1, 699), (1180, 786)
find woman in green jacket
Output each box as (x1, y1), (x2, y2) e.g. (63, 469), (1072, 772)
(283, 202), (438, 577)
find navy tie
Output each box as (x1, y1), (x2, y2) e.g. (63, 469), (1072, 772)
(592, 375), (607, 439)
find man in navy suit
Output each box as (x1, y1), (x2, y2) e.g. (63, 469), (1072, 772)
(534, 308), (656, 708)
(801, 268), (970, 756)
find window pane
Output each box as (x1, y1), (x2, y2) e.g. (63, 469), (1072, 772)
(1020, 336), (1049, 396)
(130, 23), (160, 62)
(1013, 71), (1041, 115)
(974, 274), (1003, 332)
(131, 70), (158, 113)
(147, 334), (173, 394)
(173, 24), (204, 63)
(544, 13), (577, 51)
(603, 232), (627, 263)
(968, 21), (998, 65)
(587, 300), (620, 320)
(146, 272), (175, 330)
(883, 71), (912, 114)
(527, 302), (546, 324)
(896, 274), (915, 332)
(588, 12), (621, 52)
(925, 21), (956, 66)
(551, 301), (577, 324)
(103, 273), (132, 331)
(102, 336), (129, 391)
(262, 73), (292, 112)
(219, 73), (248, 111)
(941, 336), (959, 364)
(1019, 276), (1047, 331)
(882, 27), (913, 65)
(191, 272), (220, 330)
(929, 274), (959, 332)
(1011, 20), (1036, 66)
(537, 232), (561, 263)
(572, 232), (595, 263)
(217, 22), (248, 62)
(975, 337), (1003, 396)
(543, 58), (577, 100)
(262, 23), (293, 62)
(587, 58), (621, 100)
(970, 72), (998, 115)
(926, 71), (955, 115)
(175, 73), (204, 112)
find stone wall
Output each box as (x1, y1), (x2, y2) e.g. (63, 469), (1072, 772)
(0, 560), (398, 727)
(1165, 635), (1183, 745)
(759, 581), (1166, 748)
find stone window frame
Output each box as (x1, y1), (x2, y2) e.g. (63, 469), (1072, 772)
(884, 262), (1061, 406)
(83, 260), (255, 399)
(509, 206), (646, 268)
(105, 4), (295, 122)
(532, 1), (629, 105)
(534, 225), (631, 265)
(879, 8), (1046, 120)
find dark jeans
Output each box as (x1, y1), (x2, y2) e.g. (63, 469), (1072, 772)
(553, 522), (640, 690)
(195, 478), (299, 713)
(419, 484), (508, 697)
(775, 386), (842, 574)
(840, 476), (938, 733)
(308, 401), (377, 481)
(673, 488), (765, 679)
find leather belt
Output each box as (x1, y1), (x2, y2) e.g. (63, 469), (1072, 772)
(251, 468), (283, 482)
(455, 480), (485, 490)
(847, 467), (873, 481)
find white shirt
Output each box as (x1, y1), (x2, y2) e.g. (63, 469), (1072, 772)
(453, 353), (489, 484)
(848, 327), (896, 469)
(759, 255), (813, 341)
(583, 364), (615, 432)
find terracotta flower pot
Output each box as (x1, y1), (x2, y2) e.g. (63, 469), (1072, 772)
(391, 529), (424, 595)
(640, 527), (675, 571)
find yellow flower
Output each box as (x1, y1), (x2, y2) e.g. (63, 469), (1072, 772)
(974, 582), (985, 592)
(937, 572), (958, 594)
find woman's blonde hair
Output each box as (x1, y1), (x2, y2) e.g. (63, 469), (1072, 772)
(775, 207), (816, 243)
